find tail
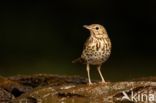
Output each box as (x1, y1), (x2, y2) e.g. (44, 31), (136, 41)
(72, 57), (84, 63)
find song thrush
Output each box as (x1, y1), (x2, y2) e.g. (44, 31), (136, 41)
(73, 24), (112, 85)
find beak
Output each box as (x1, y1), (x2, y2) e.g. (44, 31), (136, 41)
(83, 25), (91, 30)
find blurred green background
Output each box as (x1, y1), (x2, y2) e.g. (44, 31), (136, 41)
(0, 1), (155, 81)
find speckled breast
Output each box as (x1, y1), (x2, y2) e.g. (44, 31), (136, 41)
(81, 38), (111, 65)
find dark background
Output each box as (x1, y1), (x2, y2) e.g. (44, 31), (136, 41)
(0, 1), (155, 81)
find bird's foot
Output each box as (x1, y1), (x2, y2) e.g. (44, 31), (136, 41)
(88, 83), (93, 85)
(88, 82), (93, 85)
(98, 81), (107, 85)
(88, 82), (96, 85)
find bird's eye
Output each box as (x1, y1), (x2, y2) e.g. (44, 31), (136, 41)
(95, 27), (99, 30)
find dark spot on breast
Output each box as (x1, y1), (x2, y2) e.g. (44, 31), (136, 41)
(92, 46), (95, 49)
(96, 42), (101, 51)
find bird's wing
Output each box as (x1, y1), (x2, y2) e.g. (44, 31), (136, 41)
(72, 36), (92, 64)
(72, 38), (90, 64)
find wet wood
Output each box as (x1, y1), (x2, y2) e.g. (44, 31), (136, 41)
(0, 74), (155, 103)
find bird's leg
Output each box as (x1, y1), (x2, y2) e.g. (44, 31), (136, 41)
(86, 63), (92, 85)
(97, 65), (105, 83)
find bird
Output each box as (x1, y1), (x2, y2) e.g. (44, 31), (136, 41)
(72, 24), (112, 85)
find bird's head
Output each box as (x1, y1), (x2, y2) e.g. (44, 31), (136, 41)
(83, 24), (108, 38)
